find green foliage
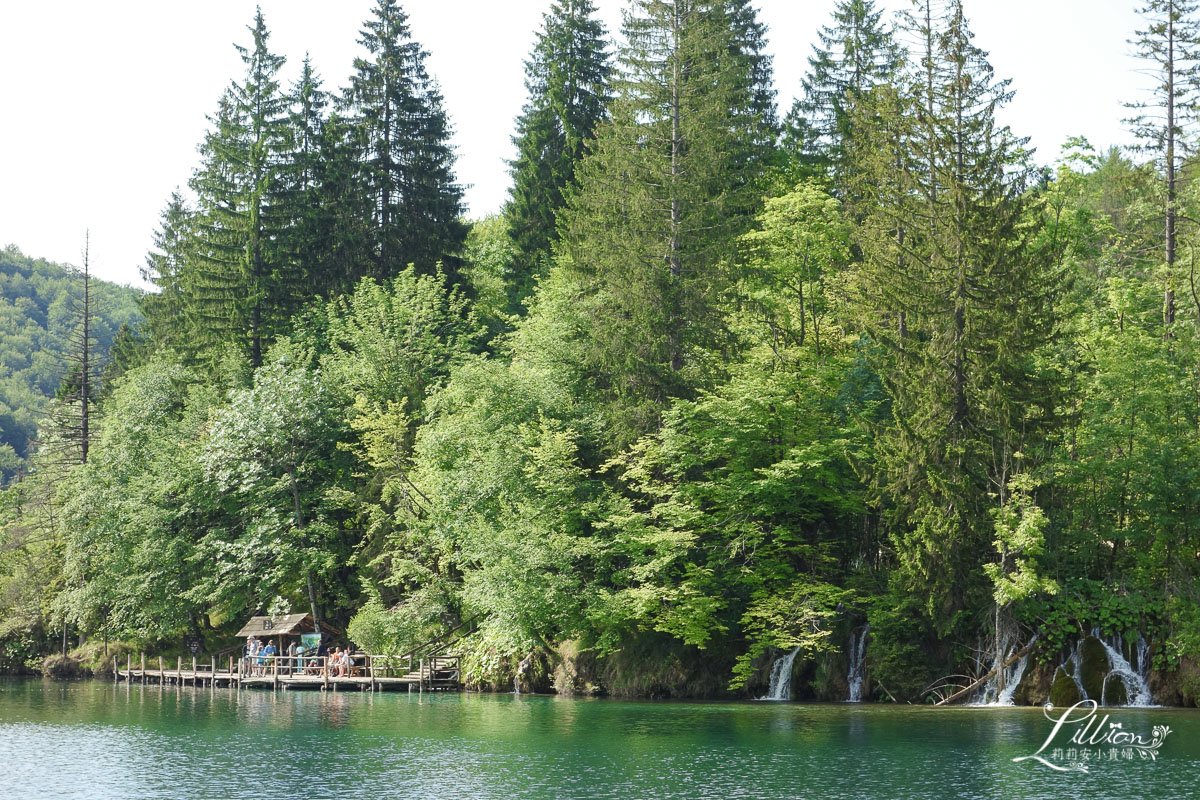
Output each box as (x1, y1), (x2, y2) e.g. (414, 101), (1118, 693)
(11, 0), (1200, 705)
(406, 355), (630, 656)
(729, 579), (852, 689)
(347, 588), (448, 656)
(462, 216), (517, 342)
(1021, 580), (1157, 661)
(865, 589), (939, 700)
(340, 0), (467, 282)
(985, 473), (1057, 608)
(847, 1), (1059, 633)
(505, 0), (610, 312)
(739, 180), (850, 352)
(556, 0), (775, 443)
(185, 9), (293, 368)
(785, 0), (901, 183)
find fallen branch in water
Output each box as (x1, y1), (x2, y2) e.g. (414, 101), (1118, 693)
(934, 639), (1037, 706)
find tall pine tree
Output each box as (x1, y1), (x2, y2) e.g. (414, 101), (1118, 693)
(848, 0), (1057, 633)
(278, 55), (334, 300)
(140, 191), (194, 353)
(786, 0), (902, 184)
(1125, 0), (1200, 329)
(557, 0), (773, 441)
(340, 0), (466, 283)
(726, 0), (779, 147)
(505, 0), (611, 314)
(185, 9), (291, 367)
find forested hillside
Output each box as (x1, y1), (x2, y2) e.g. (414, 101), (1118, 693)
(4, 0), (1200, 704)
(0, 246), (141, 481)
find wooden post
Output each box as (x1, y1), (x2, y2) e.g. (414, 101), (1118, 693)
(419, 658), (424, 694)
(126, 653), (131, 681)
(176, 655), (182, 685)
(370, 655), (376, 692)
(158, 655), (163, 684)
(113, 656), (118, 683)
(140, 653), (146, 683)
(273, 654), (278, 691)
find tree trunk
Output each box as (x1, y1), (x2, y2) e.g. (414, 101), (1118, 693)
(1166, 14), (1176, 333)
(667, 1), (683, 375)
(288, 466), (321, 625)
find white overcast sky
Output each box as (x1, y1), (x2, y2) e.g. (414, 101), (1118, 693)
(0, 1), (1145, 288)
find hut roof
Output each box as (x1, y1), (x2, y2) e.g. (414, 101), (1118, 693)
(236, 613), (321, 639)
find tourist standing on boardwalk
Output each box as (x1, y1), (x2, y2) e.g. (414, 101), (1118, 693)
(243, 637), (259, 675)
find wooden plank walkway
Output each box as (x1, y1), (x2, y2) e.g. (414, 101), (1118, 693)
(113, 653), (461, 692)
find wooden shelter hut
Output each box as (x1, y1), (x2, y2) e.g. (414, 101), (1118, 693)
(235, 613), (340, 670)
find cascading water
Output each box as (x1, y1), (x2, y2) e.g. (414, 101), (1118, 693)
(972, 632), (1034, 706)
(846, 624), (870, 703)
(761, 646), (802, 701)
(1053, 630), (1154, 707)
(995, 650), (1030, 706)
(513, 652), (534, 695)
(1093, 629), (1153, 707)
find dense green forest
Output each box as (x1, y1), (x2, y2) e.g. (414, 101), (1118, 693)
(0, 246), (141, 482)
(4, 0), (1200, 702)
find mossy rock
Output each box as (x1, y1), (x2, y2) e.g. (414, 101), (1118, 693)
(1103, 673), (1128, 706)
(1010, 660), (1052, 706)
(1049, 665), (1082, 707)
(1078, 636), (1109, 700)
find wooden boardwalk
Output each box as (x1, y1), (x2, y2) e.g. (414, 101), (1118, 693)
(114, 653), (461, 692)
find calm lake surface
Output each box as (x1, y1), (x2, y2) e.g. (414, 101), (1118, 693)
(2, 679), (1198, 799)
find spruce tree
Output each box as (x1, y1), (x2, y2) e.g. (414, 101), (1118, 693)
(317, 111), (376, 297)
(140, 190), (193, 352)
(848, 0), (1057, 633)
(186, 9), (290, 367)
(279, 56), (336, 299)
(558, 0), (773, 440)
(505, 0), (611, 314)
(1125, 0), (1200, 329)
(341, 0), (466, 283)
(786, 0), (901, 184)
(726, 0), (779, 145)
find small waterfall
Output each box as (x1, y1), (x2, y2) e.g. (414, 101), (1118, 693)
(761, 646), (802, 701)
(513, 652), (534, 695)
(973, 632), (1033, 706)
(1135, 634), (1151, 677)
(996, 650), (1029, 706)
(1093, 630), (1152, 707)
(846, 624), (870, 703)
(1055, 630), (1153, 706)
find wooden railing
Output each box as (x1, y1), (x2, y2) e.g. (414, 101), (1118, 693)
(115, 640), (466, 691)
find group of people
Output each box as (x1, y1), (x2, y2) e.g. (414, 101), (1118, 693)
(241, 636), (357, 677)
(242, 637), (278, 676)
(326, 647), (356, 678)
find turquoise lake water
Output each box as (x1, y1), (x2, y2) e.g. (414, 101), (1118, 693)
(1, 679), (1197, 798)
